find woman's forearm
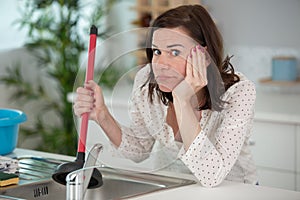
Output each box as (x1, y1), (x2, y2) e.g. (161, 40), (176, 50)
(95, 106), (122, 147)
(173, 97), (201, 150)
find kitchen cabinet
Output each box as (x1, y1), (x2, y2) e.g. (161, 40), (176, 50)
(297, 172), (300, 191)
(297, 125), (300, 191)
(256, 168), (295, 190)
(250, 120), (300, 191)
(251, 121), (296, 171)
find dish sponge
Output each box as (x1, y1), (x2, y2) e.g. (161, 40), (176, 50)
(0, 172), (19, 187)
(0, 156), (19, 174)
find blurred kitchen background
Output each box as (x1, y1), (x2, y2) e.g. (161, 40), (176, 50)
(0, 0), (300, 191)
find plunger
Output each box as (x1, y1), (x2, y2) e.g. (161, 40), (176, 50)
(52, 25), (103, 189)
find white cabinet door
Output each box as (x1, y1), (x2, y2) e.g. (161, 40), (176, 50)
(257, 168), (296, 191)
(297, 125), (300, 191)
(297, 125), (300, 174)
(251, 121), (296, 171)
(297, 173), (300, 191)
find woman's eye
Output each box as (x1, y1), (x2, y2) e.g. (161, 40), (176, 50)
(153, 49), (161, 56)
(171, 50), (180, 56)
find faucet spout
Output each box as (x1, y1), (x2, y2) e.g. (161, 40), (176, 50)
(66, 143), (103, 200)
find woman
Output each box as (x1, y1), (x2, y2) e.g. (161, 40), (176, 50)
(74, 5), (258, 187)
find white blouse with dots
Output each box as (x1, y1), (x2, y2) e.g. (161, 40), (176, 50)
(116, 64), (258, 187)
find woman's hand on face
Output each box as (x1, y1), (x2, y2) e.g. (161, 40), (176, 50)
(73, 80), (106, 123)
(173, 45), (210, 102)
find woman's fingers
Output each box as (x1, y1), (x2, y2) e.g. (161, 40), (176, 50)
(74, 106), (92, 116)
(77, 86), (92, 94)
(188, 45), (207, 78)
(73, 80), (108, 124)
(183, 44), (209, 95)
(74, 83), (96, 117)
(73, 94), (94, 116)
(87, 80), (105, 107)
(84, 80), (101, 93)
(190, 46), (199, 77)
(186, 52), (193, 77)
(198, 46), (207, 83)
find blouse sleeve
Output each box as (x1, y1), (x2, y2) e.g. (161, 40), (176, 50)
(180, 79), (256, 187)
(117, 66), (156, 162)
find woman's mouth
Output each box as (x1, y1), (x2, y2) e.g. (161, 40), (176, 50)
(156, 74), (184, 82)
(156, 75), (173, 81)
(155, 75), (183, 92)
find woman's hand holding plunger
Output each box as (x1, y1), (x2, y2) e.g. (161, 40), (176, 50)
(74, 80), (108, 125)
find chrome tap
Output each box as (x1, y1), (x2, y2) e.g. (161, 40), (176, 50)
(66, 143), (103, 200)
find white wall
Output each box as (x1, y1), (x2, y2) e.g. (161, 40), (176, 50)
(203, 0), (300, 93)
(2, 0), (300, 60)
(204, 0), (300, 48)
(0, 1), (28, 50)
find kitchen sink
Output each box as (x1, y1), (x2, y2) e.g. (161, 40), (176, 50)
(0, 156), (195, 200)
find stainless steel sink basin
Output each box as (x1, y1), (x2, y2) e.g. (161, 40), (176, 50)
(0, 156), (195, 200)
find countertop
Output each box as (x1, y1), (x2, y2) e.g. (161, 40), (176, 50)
(7, 148), (300, 200)
(255, 92), (300, 124)
(131, 181), (300, 200)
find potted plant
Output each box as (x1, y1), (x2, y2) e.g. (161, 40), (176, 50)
(0, 0), (120, 155)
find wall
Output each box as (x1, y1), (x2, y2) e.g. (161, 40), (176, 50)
(2, 0), (300, 81)
(204, 0), (300, 48)
(0, 1), (27, 50)
(203, 0), (300, 93)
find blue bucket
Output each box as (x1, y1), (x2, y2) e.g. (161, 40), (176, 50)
(0, 109), (27, 155)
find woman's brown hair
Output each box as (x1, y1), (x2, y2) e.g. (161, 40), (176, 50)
(144, 4), (239, 111)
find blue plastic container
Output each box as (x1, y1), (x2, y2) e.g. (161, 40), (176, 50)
(272, 56), (297, 81)
(0, 109), (27, 155)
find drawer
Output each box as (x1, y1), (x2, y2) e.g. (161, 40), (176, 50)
(251, 121), (296, 171)
(257, 167), (296, 191)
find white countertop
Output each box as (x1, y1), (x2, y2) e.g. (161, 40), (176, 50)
(254, 92), (300, 124)
(131, 181), (300, 200)
(7, 148), (300, 200)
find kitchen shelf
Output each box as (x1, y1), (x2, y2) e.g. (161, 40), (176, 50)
(259, 78), (300, 86)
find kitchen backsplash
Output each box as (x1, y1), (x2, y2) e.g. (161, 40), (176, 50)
(227, 46), (300, 94)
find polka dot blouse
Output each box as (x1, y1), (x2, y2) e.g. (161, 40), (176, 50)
(117, 64), (258, 187)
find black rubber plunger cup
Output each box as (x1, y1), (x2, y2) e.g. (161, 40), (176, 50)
(52, 25), (103, 189)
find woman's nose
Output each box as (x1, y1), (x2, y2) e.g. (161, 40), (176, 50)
(155, 54), (170, 69)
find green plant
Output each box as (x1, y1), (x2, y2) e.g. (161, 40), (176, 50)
(0, 0), (119, 155)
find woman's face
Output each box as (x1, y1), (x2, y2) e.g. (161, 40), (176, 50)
(151, 27), (196, 92)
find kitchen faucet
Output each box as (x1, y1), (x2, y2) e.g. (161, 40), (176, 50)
(66, 143), (103, 200)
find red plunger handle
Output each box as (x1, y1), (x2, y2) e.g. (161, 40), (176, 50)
(78, 25), (98, 153)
